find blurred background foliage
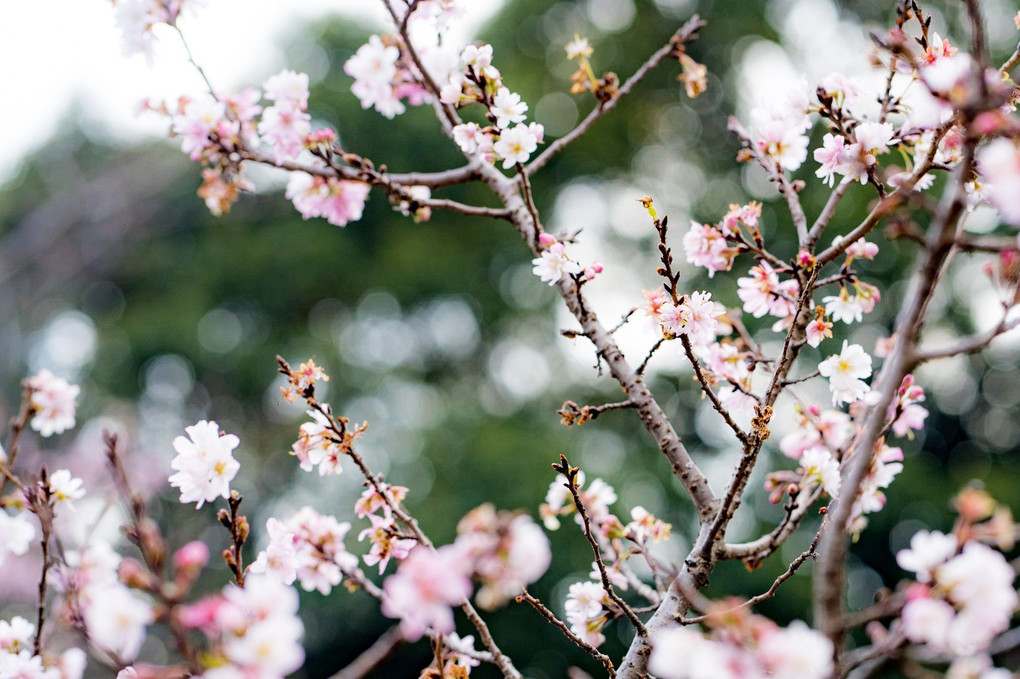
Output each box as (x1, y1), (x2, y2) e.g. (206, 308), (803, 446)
(2, 0), (1020, 676)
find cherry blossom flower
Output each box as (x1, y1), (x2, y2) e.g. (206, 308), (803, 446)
(358, 513), (416, 575)
(82, 583), (153, 663)
(977, 138), (1020, 226)
(381, 545), (472, 640)
(823, 288), (866, 324)
(218, 574), (305, 679)
(564, 581), (609, 648)
(818, 341), (872, 406)
(756, 621), (834, 679)
(263, 69), (309, 109)
(250, 507), (358, 595)
(490, 88), (528, 129)
(856, 121), (895, 156)
(901, 594), (955, 647)
(285, 173), (370, 228)
(289, 409), (344, 476)
(814, 133), (854, 187)
(660, 292), (725, 346)
(625, 506), (671, 544)
(540, 470), (617, 530)
(806, 317), (833, 348)
(48, 469), (86, 508)
(799, 446), (841, 497)
(167, 420), (241, 508)
(532, 238), (582, 285)
(258, 100), (311, 162)
(682, 221), (738, 276)
(453, 122), (487, 154)
(27, 370), (79, 437)
(494, 123), (542, 168)
(0, 617), (34, 654)
(354, 483), (409, 518)
(345, 36), (403, 118)
(736, 262), (797, 320)
(896, 530), (958, 582)
(649, 626), (730, 679)
(173, 99), (228, 162)
(565, 36), (593, 60)
(461, 44), (497, 78)
(454, 505), (550, 609)
(756, 118), (809, 170)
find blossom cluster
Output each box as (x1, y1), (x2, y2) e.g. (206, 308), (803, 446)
(178, 574), (305, 679)
(896, 490), (1018, 659)
(249, 507), (358, 595)
(650, 611), (834, 679)
(0, 616), (84, 679)
(531, 232), (602, 286)
(541, 471), (672, 647)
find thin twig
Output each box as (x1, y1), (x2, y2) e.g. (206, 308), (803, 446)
(526, 15), (705, 176)
(172, 25), (219, 99)
(807, 177), (854, 249)
(679, 334), (748, 444)
(328, 626), (404, 679)
(636, 338), (666, 375)
(241, 146), (480, 188)
(554, 456), (647, 638)
(30, 471), (54, 657)
(912, 315), (1020, 363)
(517, 589), (616, 677)
(682, 521), (824, 625)
(0, 384), (33, 497)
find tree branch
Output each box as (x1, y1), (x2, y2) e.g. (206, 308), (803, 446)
(526, 15), (705, 176)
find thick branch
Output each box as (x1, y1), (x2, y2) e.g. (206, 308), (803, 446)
(813, 138), (977, 661)
(241, 147), (480, 188)
(913, 315), (1020, 363)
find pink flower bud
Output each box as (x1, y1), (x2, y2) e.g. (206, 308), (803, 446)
(174, 540), (210, 571)
(905, 582), (931, 601)
(538, 232), (557, 247)
(973, 111), (1005, 135)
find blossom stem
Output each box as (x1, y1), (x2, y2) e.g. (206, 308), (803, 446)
(328, 625), (403, 679)
(526, 15), (706, 176)
(517, 589), (616, 676)
(555, 456), (648, 638)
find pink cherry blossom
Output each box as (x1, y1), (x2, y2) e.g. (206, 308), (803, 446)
(978, 138), (1020, 226)
(381, 545), (472, 640)
(682, 221), (738, 276)
(285, 173), (370, 228)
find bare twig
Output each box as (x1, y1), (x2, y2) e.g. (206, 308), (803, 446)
(241, 146), (480, 188)
(0, 384), (33, 497)
(526, 15), (705, 176)
(678, 334), (748, 444)
(813, 133), (978, 659)
(328, 626), (404, 679)
(636, 338), (666, 375)
(682, 522), (824, 625)
(28, 471), (54, 657)
(913, 315), (1020, 363)
(517, 589), (616, 677)
(554, 456), (647, 638)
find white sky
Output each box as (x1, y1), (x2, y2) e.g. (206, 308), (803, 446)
(0, 1), (499, 182)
